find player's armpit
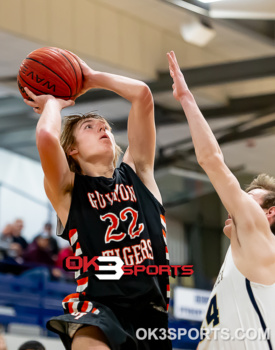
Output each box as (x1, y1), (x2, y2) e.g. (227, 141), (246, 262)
(44, 175), (74, 228)
(122, 148), (136, 172)
(123, 148), (162, 205)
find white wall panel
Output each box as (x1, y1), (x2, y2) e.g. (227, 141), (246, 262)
(166, 215), (186, 265)
(0, 148), (54, 242)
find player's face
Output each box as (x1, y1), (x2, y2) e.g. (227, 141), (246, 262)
(72, 118), (116, 165)
(223, 188), (268, 237)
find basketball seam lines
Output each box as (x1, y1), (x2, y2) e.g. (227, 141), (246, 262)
(25, 57), (72, 97)
(59, 51), (78, 96)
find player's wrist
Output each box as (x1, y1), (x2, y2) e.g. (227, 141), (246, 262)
(179, 89), (193, 104)
(45, 97), (63, 111)
(87, 71), (104, 89)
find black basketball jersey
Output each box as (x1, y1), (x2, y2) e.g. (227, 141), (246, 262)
(58, 162), (170, 313)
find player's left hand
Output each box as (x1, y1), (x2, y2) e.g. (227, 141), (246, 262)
(23, 87), (75, 114)
(167, 51), (189, 102)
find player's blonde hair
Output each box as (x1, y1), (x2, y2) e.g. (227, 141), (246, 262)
(60, 112), (122, 174)
(245, 173), (275, 210)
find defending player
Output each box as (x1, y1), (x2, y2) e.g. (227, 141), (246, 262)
(23, 55), (171, 350)
(167, 51), (275, 349)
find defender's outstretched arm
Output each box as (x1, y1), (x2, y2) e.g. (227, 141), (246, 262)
(167, 51), (270, 241)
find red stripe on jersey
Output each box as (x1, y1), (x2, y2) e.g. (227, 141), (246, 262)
(92, 307), (98, 314)
(81, 301), (90, 312)
(69, 229), (77, 239)
(63, 293), (80, 303)
(160, 215), (166, 224)
(68, 302), (74, 314)
(162, 229), (167, 238)
(166, 303), (169, 311)
(165, 246), (168, 253)
(77, 277), (89, 286)
(167, 284), (170, 292)
(76, 242), (81, 250)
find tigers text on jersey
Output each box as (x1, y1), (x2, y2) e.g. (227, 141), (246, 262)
(199, 246), (275, 350)
(58, 162), (170, 312)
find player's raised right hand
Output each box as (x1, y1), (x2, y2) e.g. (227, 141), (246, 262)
(64, 51), (100, 98)
(23, 87), (75, 114)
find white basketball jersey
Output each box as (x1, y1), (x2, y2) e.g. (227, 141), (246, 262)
(199, 246), (275, 350)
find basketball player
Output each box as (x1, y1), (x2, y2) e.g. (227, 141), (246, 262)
(23, 55), (171, 349)
(167, 51), (275, 349)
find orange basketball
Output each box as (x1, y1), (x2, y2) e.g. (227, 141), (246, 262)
(17, 47), (83, 101)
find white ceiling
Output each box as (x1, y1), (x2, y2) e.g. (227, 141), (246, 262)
(211, 0), (275, 19)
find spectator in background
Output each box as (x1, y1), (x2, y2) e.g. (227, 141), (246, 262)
(0, 223), (24, 264)
(22, 233), (54, 267)
(11, 219), (28, 250)
(55, 245), (75, 282)
(34, 222), (59, 258)
(0, 224), (13, 259)
(0, 224), (13, 245)
(18, 340), (45, 350)
(6, 242), (23, 264)
(55, 245), (74, 269)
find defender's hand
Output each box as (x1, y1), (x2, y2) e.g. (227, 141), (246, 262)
(23, 87), (75, 114)
(167, 51), (189, 102)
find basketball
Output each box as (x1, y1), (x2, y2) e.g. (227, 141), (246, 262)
(17, 47), (83, 101)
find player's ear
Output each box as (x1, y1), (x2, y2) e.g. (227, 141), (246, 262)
(267, 206), (275, 218)
(68, 146), (78, 156)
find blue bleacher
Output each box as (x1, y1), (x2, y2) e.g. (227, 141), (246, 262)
(0, 269), (201, 346)
(0, 268), (76, 334)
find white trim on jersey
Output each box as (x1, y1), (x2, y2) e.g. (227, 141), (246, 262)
(199, 246), (275, 350)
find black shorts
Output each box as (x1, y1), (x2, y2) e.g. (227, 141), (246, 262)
(46, 300), (172, 350)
